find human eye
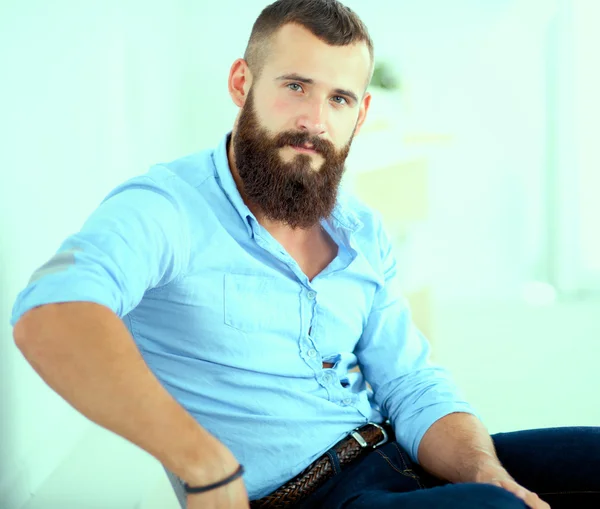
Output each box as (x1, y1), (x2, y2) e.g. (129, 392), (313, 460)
(331, 95), (348, 105)
(287, 82), (304, 92)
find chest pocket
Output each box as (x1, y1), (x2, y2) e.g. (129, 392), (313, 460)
(223, 273), (301, 334)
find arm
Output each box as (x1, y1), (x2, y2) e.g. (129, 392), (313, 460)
(418, 412), (549, 509)
(417, 411), (502, 483)
(13, 301), (241, 490)
(355, 215), (480, 463)
(356, 216), (547, 509)
(11, 171), (249, 507)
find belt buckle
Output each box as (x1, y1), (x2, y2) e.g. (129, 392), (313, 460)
(370, 422), (389, 448)
(350, 422), (389, 449)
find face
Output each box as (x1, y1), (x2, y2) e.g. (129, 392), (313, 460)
(230, 23), (372, 229)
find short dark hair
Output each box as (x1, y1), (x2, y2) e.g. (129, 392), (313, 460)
(244, 0), (374, 81)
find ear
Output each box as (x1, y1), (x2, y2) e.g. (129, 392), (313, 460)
(228, 59), (253, 108)
(353, 92), (372, 137)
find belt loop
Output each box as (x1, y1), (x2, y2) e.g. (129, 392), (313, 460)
(325, 449), (342, 475)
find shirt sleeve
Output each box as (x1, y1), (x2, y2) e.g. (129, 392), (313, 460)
(10, 171), (190, 326)
(354, 215), (482, 464)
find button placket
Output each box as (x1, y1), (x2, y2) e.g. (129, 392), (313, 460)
(303, 289), (319, 365)
(252, 230), (312, 286)
(301, 325), (321, 369)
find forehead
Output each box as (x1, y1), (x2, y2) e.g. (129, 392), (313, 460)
(262, 23), (371, 94)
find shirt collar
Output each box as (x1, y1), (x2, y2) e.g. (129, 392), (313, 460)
(329, 192), (363, 234)
(211, 131), (363, 236)
(212, 132), (255, 237)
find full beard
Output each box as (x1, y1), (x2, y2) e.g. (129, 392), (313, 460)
(232, 90), (354, 229)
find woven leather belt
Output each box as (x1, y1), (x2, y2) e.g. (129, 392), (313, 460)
(250, 421), (393, 509)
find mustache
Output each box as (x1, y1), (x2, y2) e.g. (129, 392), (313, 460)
(273, 131), (335, 157)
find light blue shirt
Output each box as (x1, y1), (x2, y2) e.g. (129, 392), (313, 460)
(11, 133), (478, 500)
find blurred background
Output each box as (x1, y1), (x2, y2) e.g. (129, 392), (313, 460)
(1, 0), (598, 507)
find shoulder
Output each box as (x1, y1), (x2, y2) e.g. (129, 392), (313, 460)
(154, 146), (217, 190)
(336, 189), (386, 242)
(335, 190), (393, 283)
(101, 147), (219, 219)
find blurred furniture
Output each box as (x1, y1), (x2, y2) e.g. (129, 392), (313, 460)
(343, 87), (442, 342)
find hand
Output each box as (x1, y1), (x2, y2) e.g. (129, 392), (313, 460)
(474, 463), (550, 509)
(186, 476), (250, 509)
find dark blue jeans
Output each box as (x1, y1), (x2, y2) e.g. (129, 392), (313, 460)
(296, 426), (600, 508)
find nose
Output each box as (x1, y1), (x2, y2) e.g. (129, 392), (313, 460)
(295, 98), (327, 137)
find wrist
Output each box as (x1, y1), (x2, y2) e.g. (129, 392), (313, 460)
(181, 440), (240, 487)
(184, 464), (245, 494)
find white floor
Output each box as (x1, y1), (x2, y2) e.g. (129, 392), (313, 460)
(19, 297), (600, 509)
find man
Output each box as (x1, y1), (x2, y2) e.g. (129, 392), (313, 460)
(11, 0), (599, 508)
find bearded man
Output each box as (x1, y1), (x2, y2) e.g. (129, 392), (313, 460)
(11, 1), (600, 508)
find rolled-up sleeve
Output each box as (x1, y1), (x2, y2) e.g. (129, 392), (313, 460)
(10, 171), (190, 326)
(354, 217), (481, 463)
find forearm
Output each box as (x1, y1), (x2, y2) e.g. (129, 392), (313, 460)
(417, 412), (504, 484)
(13, 301), (237, 486)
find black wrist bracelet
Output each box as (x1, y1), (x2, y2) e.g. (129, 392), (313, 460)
(184, 464), (245, 494)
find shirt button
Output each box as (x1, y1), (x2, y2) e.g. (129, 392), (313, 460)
(307, 349), (317, 358)
(307, 291), (317, 300)
(342, 398), (353, 405)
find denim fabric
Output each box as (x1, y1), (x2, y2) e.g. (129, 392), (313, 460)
(296, 426), (600, 508)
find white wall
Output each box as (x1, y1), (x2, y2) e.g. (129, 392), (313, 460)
(573, 1), (600, 279)
(347, 0), (559, 300)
